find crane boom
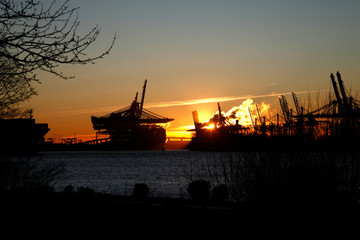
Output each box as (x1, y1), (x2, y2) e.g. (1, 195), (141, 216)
(330, 73), (343, 113)
(336, 71), (348, 106)
(256, 104), (264, 125)
(279, 95), (292, 123)
(139, 79), (147, 117)
(292, 92), (301, 115)
(248, 107), (255, 127)
(331, 73), (342, 104)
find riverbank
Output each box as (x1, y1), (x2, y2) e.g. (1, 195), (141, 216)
(2, 189), (359, 237)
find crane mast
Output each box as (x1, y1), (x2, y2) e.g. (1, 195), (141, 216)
(331, 73), (343, 113)
(336, 71), (348, 106)
(248, 107), (255, 127)
(256, 104), (265, 126)
(292, 92), (302, 115)
(139, 79), (147, 117)
(279, 95), (292, 124)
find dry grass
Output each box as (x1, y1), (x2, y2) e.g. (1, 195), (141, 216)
(187, 152), (360, 208)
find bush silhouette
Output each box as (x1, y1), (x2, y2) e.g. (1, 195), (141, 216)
(132, 183), (149, 200)
(64, 184), (74, 194)
(78, 187), (95, 198)
(187, 180), (210, 202)
(211, 184), (228, 202)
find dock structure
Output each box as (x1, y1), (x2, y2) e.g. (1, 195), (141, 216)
(82, 137), (111, 145)
(190, 72), (360, 151)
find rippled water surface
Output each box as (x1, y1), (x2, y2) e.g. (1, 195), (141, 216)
(34, 150), (215, 198)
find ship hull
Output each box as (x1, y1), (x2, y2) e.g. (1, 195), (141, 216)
(103, 126), (167, 150)
(0, 118), (49, 155)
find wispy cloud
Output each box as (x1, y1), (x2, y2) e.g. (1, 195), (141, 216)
(144, 90), (322, 109)
(39, 90), (326, 117)
(39, 105), (125, 117)
(63, 106), (124, 116)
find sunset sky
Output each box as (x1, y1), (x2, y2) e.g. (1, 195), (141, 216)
(26, 0), (360, 142)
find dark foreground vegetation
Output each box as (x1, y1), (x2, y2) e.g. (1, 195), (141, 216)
(2, 152), (360, 237)
(2, 184), (359, 238)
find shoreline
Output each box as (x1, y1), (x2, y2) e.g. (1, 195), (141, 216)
(2, 189), (360, 237)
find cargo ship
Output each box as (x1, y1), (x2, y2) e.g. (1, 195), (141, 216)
(0, 117), (49, 154)
(90, 80), (174, 150)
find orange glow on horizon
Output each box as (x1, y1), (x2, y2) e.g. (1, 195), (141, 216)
(166, 130), (193, 140)
(47, 128), (194, 143)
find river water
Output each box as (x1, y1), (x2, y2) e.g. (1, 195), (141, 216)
(33, 150), (218, 198)
(25, 150), (360, 202)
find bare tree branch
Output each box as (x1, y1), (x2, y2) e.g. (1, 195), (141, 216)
(0, 0), (116, 117)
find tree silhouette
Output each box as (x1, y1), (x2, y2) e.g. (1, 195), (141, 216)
(0, 0), (115, 117)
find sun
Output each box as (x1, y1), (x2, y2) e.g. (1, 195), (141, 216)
(203, 123), (215, 129)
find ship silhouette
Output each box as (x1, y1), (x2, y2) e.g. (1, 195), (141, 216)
(91, 80), (174, 150)
(0, 115), (49, 154)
